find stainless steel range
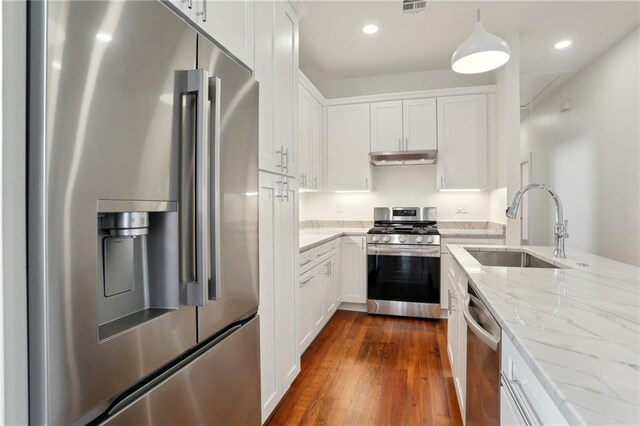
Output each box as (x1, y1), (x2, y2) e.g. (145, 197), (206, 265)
(366, 207), (441, 319)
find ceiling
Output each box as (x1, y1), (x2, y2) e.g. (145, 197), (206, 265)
(299, 1), (640, 88)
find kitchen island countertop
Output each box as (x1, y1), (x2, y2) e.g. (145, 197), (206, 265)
(448, 244), (640, 426)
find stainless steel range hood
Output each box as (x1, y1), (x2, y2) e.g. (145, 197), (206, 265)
(369, 150), (438, 166)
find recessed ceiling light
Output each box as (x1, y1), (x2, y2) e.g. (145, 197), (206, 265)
(362, 24), (378, 35)
(554, 40), (572, 50)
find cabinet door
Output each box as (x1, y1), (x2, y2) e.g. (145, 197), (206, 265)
(310, 268), (325, 329)
(277, 176), (299, 389)
(403, 98), (437, 152)
(297, 86), (312, 187)
(370, 101), (403, 153)
(323, 257), (336, 315)
(258, 172), (278, 418)
(168, 0), (192, 19)
(255, 0), (277, 173)
(310, 99), (323, 190)
(328, 104), (371, 191)
(437, 94), (488, 190)
(340, 236), (367, 303)
(297, 272), (312, 353)
(447, 286), (458, 373)
(193, 0), (255, 69)
(274, 2), (298, 176)
(333, 247), (342, 306)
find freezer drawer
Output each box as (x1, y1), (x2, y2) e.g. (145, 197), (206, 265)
(104, 316), (260, 425)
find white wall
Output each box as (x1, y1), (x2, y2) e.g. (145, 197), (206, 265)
(521, 28), (639, 266)
(313, 68), (495, 99)
(300, 165), (493, 221)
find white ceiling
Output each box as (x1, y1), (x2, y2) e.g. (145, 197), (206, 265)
(299, 0), (640, 86)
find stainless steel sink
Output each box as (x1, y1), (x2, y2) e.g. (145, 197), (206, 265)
(466, 249), (563, 269)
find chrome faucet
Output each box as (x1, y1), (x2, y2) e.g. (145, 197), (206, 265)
(506, 183), (569, 258)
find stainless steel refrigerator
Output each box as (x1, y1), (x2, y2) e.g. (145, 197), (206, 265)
(27, 1), (260, 424)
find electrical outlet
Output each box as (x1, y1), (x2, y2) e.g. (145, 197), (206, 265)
(456, 203), (468, 214)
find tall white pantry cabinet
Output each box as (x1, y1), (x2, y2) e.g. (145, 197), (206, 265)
(254, 0), (306, 423)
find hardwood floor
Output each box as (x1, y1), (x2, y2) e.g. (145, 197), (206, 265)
(267, 311), (463, 426)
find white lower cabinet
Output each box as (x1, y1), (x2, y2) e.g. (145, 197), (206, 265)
(258, 172), (299, 422)
(339, 236), (367, 303)
(500, 334), (568, 426)
(297, 240), (341, 355)
(446, 259), (468, 420)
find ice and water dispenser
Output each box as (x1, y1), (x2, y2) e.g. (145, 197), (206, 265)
(97, 201), (179, 341)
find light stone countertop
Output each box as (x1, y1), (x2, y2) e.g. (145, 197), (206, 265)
(438, 228), (505, 238)
(448, 244), (640, 425)
(299, 227), (369, 252)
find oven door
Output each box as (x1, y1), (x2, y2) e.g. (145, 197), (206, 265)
(367, 244), (441, 318)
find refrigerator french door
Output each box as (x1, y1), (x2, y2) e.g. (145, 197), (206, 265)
(27, 1), (259, 424)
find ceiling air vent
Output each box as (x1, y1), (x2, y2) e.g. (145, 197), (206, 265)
(402, 0), (428, 14)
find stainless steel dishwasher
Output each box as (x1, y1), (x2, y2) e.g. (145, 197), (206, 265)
(463, 285), (501, 426)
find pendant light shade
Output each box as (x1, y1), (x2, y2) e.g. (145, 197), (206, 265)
(451, 10), (510, 74)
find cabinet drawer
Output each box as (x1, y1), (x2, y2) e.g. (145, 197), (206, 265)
(501, 334), (568, 426)
(299, 239), (339, 274)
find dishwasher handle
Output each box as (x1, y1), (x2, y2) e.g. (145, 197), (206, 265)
(462, 294), (500, 351)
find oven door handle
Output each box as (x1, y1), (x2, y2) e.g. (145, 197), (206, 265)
(366, 245), (440, 257)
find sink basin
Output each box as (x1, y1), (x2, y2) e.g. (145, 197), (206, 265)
(466, 249), (563, 269)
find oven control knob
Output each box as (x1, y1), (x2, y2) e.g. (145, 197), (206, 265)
(398, 236), (407, 243)
(382, 236), (391, 242)
(415, 236), (424, 243)
(426, 236), (434, 244)
(372, 235), (380, 242)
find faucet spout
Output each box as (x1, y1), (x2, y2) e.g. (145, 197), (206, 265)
(505, 183), (569, 258)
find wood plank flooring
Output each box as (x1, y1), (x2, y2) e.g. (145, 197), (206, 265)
(267, 311), (463, 426)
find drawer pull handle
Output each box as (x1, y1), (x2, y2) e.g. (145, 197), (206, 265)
(316, 248), (335, 258)
(300, 276), (313, 287)
(500, 371), (540, 426)
(299, 258), (313, 267)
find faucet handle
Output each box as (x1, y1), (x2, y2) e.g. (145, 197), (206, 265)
(563, 219), (569, 237)
(556, 219), (569, 238)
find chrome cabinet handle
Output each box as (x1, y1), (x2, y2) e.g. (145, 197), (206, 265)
(175, 69), (210, 307)
(208, 76), (222, 300)
(398, 137), (402, 151)
(275, 180), (284, 202)
(500, 371), (540, 426)
(299, 258), (313, 267)
(300, 276), (313, 287)
(447, 289), (452, 315)
(283, 148), (289, 173)
(276, 147), (284, 170)
(316, 247), (335, 258)
(405, 136), (408, 151)
(196, 0), (207, 21)
(283, 179), (290, 203)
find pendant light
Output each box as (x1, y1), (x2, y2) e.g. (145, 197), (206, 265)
(451, 9), (510, 74)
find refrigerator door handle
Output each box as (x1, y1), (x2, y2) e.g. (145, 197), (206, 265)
(175, 69), (211, 307)
(208, 76), (222, 301)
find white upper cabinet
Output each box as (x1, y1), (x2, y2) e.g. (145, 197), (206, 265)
(370, 101), (403, 153)
(370, 98), (437, 153)
(327, 103), (371, 191)
(297, 84), (323, 189)
(437, 94), (488, 190)
(298, 87), (312, 186)
(193, 0), (255, 70)
(403, 98), (437, 151)
(256, 0), (298, 175)
(273, 1), (298, 176)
